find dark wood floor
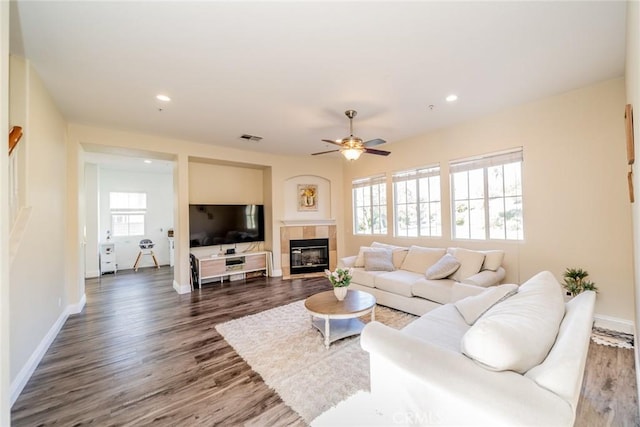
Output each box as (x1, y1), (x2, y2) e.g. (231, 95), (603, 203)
(10, 267), (640, 426)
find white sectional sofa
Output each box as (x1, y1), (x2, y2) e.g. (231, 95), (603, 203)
(357, 271), (596, 426)
(339, 242), (506, 315)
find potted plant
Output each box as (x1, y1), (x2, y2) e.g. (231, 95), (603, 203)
(562, 267), (598, 296)
(324, 268), (353, 301)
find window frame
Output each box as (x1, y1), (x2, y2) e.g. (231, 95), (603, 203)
(109, 192), (147, 237)
(392, 164), (442, 238)
(352, 174), (387, 235)
(449, 148), (524, 241)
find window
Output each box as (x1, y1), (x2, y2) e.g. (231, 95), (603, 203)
(450, 148), (523, 240)
(393, 165), (441, 237)
(110, 192), (147, 237)
(352, 175), (387, 235)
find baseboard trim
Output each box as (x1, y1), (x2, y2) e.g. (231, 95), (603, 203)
(85, 270), (100, 279)
(10, 308), (68, 407)
(594, 314), (635, 334)
(271, 269), (283, 277)
(67, 293), (87, 315)
(173, 280), (191, 294)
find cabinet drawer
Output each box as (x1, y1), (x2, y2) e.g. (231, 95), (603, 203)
(200, 259), (226, 277)
(244, 254), (266, 270)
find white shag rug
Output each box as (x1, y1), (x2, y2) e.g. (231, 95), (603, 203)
(215, 300), (415, 423)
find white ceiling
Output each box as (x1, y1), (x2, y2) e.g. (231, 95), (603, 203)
(10, 1), (627, 160)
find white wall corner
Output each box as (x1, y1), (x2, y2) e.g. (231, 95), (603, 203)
(10, 307), (68, 407)
(594, 314), (635, 334)
(85, 270), (100, 279)
(173, 280), (191, 294)
(67, 294), (86, 315)
(271, 269), (283, 277)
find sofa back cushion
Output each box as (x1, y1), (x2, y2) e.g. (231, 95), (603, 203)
(400, 246), (446, 274)
(371, 242), (409, 269)
(460, 271), (565, 374)
(480, 250), (505, 271)
(454, 284), (518, 325)
(448, 248), (486, 282)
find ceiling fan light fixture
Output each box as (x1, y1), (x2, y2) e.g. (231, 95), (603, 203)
(341, 146), (364, 161)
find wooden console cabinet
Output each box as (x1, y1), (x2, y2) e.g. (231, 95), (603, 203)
(190, 248), (271, 288)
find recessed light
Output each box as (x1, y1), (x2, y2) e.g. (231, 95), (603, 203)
(446, 94), (458, 102)
(144, 160), (152, 164)
(156, 94), (171, 102)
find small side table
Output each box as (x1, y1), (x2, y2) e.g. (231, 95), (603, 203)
(304, 290), (376, 349)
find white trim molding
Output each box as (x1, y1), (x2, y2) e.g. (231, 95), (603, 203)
(594, 314), (635, 334)
(173, 280), (191, 294)
(280, 219), (336, 226)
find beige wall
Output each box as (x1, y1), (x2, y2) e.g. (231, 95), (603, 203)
(1, 1), (10, 422)
(9, 56), (69, 388)
(188, 161), (264, 204)
(343, 78), (633, 323)
(626, 0), (640, 399)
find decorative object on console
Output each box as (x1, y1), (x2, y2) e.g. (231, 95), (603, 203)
(297, 184), (318, 211)
(562, 267), (597, 296)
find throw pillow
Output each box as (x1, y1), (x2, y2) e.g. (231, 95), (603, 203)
(448, 248), (486, 282)
(400, 246), (447, 274)
(425, 253), (461, 279)
(371, 242), (409, 268)
(460, 271), (565, 374)
(363, 249), (395, 271)
(354, 246), (387, 268)
(454, 284), (518, 325)
(481, 250), (505, 271)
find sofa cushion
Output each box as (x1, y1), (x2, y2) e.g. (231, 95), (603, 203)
(355, 246), (388, 267)
(400, 246), (446, 274)
(454, 284), (518, 325)
(411, 278), (456, 305)
(402, 304), (470, 352)
(448, 248), (486, 282)
(375, 270), (424, 297)
(351, 268), (385, 288)
(481, 250), (505, 271)
(364, 250), (395, 271)
(460, 271), (565, 374)
(425, 253), (461, 279)
(371, 242), (409, 269)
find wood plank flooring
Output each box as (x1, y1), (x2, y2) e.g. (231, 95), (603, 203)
(10, 267), (640, 426)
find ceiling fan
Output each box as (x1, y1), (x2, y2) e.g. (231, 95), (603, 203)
(312, 110), (390, 160)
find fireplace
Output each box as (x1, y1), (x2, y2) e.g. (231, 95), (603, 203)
(290, 238), (329, 274)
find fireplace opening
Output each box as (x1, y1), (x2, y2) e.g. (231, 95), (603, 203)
(290, 238), (329, 274)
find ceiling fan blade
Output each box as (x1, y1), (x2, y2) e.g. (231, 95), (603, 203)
(364, 138), (386, 147)
(311, 149), (340, 156)
(364, 147), (391, 156)
(321, 139), (344, 147)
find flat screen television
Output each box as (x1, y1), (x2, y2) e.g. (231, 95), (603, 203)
(189, 204), (265, 248)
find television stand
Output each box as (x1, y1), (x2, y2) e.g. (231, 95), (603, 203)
(190, 248), (272, 288)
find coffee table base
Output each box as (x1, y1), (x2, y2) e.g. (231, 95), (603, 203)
(310, 307), (376, 349)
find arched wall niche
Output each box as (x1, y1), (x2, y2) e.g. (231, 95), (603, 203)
(283, 175), (331, 220)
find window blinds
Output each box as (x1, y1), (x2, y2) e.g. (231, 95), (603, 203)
(392, 165), (440, 183)
(352, 174), (386, 189)
(449, 148), (523, 173)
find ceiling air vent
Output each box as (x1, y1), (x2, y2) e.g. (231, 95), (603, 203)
(240, 134), (263, 142)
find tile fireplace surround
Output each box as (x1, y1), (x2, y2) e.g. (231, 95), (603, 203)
(280, 224), (337, 279)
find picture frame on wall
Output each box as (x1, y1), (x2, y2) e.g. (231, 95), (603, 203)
(626, 104), (634, 165)
(298, 184), (318, 211)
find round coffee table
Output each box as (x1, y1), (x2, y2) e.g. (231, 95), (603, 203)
(304, 289), (376, 349)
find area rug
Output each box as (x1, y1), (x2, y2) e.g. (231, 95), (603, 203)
(591, 327), (634, 349)
(215, 300), (415, 423)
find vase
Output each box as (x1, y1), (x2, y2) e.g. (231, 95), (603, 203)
(334, 286), (348, 301)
